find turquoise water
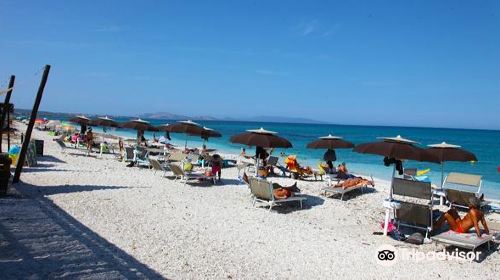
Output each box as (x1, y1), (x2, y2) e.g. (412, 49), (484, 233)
(62, 117), (500, 200)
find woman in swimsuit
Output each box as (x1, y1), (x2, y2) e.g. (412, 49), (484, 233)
(433, 196), (489, 237)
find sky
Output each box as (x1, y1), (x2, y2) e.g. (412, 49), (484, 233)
(0, 0), (499, 130)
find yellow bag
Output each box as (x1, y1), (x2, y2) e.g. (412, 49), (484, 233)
(183, 162), (193, 172)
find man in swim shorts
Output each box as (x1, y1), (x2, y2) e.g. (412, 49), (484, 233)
(433, 196), (489, 237)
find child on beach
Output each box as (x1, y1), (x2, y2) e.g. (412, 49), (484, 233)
(211, 154), (223, 181)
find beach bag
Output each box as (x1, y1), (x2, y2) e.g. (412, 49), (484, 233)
(405, 232), (424, 245)
(183, 162), (193, 172)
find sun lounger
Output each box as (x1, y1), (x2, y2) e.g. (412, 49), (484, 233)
(445, 189), (489, 210)
(165, 150), (187, 163)
(322, 175), (373, 201)
(167, 163), (215, 185)
(150, 158), (169, 177)
(124, 147), (134, 162)
(441, 172), (484, 210)
(432, 230), (492, 251)
(392, 178), (435, 237)
(248, 177), (306, 211)
(55, 139), (68, 154)
(265, 156), (290, 177)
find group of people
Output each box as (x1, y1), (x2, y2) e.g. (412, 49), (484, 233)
(62, 127), (492, 238)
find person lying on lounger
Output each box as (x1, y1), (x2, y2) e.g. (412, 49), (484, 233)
(433, 196), (489, 237)
(334, 177), (374, 189)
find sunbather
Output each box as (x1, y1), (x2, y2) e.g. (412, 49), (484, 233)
(337, 162), (355, 179)
(433, 196), (489, 237)
(334, 177), (374, 189)
(242, 173), (300, 198)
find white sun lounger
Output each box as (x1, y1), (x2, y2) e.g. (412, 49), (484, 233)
(322, 176), (373, 201)
(167, 163), (215, 185)
(432, 230), (492, 251)
(249, 177), (306, 211)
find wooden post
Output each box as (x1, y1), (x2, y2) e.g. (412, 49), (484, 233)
(13, 65), (50, 183)
(0, 75), (15, 153)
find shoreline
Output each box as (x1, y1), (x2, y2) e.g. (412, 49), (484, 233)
(80, 124), (500, 201)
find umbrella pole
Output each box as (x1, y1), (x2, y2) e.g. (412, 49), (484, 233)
(255, 147), (259, 176)
(185, 135), (188, 149)
(441, 163), (444, 188)
(389, 164), (396, 200)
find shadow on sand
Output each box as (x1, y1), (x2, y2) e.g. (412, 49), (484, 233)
(0, 181), (165, 279)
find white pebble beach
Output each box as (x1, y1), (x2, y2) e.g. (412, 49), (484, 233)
(1, 122), (499, 279)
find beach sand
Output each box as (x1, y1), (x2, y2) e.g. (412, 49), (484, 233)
(1, 122), (499, 279)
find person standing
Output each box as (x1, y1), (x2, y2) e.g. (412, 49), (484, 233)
(85, 128), (94, 156)
(323, 149), (336, 172)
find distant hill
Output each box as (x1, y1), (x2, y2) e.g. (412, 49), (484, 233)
(14, 109), (326, 124)
(138, 112), (189, 120)
(243, 115), (326, 124)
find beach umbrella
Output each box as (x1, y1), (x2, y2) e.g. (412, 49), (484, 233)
(45, 120), (61, 130)
(354, 135), (439, 197)
(121, 118), (159, 143)
(230, 127), (292, 174)
(230, 127), (292, 148)
(306, 134), (355, 149)
(166, 120), (205, 148)
(155, 123), (172, 142)
(69, 115), (92, 134)
(193, 127), (222, 141)
(121, 118), (158, 131)
(426, 142), (478, 187)
(354, 135), (439, 237)
(307, 134), (355, 168)
(354, 135), (439, 163)
(62, 124), (76, 133)
(90, 116), (119, 128)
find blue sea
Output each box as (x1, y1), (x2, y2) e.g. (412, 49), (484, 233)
(62, 117), (500, 200)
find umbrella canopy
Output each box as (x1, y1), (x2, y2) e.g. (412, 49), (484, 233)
(166, 120), (205, 148)
(156, 123), (171, 132)
(90, 116), (119, 128)
(426, 141), (478, 187)
(307, 134), (355, 149)
(69, 115), (92, 134)
(230, 127), (292, 148)
(354, 135), (439, 163)
(62, 124), (76, 133)
(69, 115), (92, 126)
(193, 126), (222, 141)
(121, 118), (159, 132)
(426, 142), (477, 162)
(167, 120), (204, 135)
(45, 120), (61, 129)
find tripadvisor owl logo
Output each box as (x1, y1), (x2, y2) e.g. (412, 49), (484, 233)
(375, 244), (398, 266)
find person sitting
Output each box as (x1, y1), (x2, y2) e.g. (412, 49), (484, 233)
(337, 162), (355, 179)
(334, 177), (374, 189)
(433, 196), (489, 237)
(211, 154), (223, 181)
(284, 155), (312, 179)
(242, 173), (300, 199)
